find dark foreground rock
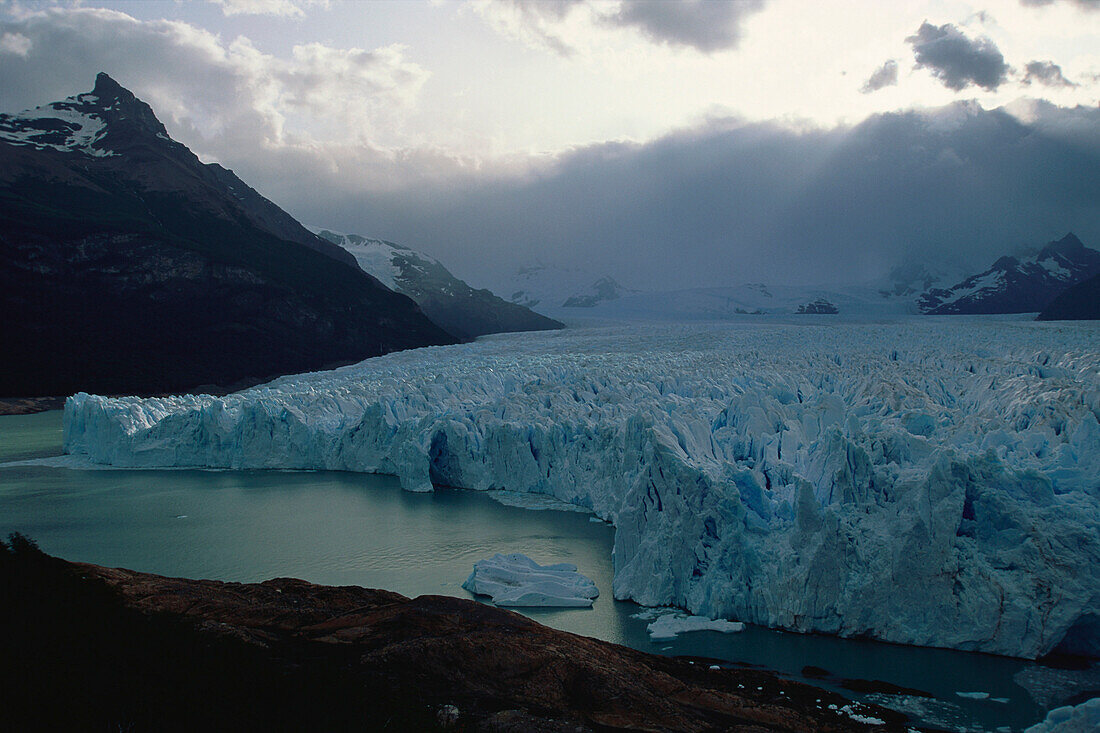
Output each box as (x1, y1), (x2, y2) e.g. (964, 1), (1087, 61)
(0, 538), (912, 732)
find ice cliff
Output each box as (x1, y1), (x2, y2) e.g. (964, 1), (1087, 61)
(64, 320), (1100, 658)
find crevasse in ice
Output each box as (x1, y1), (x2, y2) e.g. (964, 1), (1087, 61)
(63, 320), (1100, 658)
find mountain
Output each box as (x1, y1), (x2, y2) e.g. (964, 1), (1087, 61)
(0, 73), (455, 397)
(561, 276), (632, 308)
(500, 265), (635, 315)
(313, 229), (562, 339)
(533, 282), (913, 321)
(919, 233), (1100, 315)
(1037, 273), (1100, 320)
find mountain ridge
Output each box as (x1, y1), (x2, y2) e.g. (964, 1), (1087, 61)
(314, 228), (562, 339)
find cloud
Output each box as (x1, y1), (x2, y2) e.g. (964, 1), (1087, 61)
(472, 0), (767, 55)
(0, 30), (31, 55)
(605, 0), (767, 53)
(1022, 60), (1077, 87)
(860, 59), (898, 93)
(906, 21), (1010, 91)
(281, 101), (1100, 294)
(210, 0), (328, 18)
(468, 0), (585, 55)
(0, 6), (428, 153)
(1020, 0), (1098, 10)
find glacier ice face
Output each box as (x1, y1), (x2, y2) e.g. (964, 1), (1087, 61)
(462, 553), (599, 607)
(63, 320), (1100, 658)
(1025, 696), (1100, 733)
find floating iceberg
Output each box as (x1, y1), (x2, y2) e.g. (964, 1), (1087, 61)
(643, 610), (744, 640)
(63, 320), (1100, 658)
(462, 553), (599, 607)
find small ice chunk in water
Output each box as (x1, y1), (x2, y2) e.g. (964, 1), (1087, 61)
(646, 610), (744, 640)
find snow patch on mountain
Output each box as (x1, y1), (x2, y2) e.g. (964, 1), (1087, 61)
(310, 227), (562, 338)
(0, 91), (114, 156)
(63, 319), (1100, 658)
(309, 228), (414, 291)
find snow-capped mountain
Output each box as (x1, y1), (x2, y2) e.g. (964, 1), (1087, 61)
(500, 265), (636, 314)
(0, 73), (454, 396)
(313, 229), (562, 339)
(919, 233), (1100, 315)
(561, 276), (633, 308)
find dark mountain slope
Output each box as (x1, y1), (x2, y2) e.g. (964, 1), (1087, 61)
(1037, 273), (1100, 320)
(0, 74), (455, 396)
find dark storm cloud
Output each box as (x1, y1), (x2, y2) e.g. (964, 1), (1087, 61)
(1022, 60), (1077, 87)
(606, 0), (767, 53)
(860, 59), (898, 93)
(1020, 0), (1099, 10)
(494, 0), (768, 54)
(906, 21), (1010, 91)
(287, 101), (1100, 292)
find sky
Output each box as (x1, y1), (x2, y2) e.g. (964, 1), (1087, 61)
(1, 0), (1099, 290)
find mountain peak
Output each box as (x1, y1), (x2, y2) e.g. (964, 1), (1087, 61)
(1040, 232), (1085, 257)
(0, 73), (171, 156)
(92, 72), (129, 101)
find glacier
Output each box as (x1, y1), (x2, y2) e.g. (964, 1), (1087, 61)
(63, 319), (1100, 658)
(462, 553), (599, 607)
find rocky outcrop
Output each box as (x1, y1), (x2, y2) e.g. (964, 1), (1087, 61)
(0, 540), (908, 731)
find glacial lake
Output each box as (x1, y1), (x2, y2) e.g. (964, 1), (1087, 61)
(1, 410), (1092, 732)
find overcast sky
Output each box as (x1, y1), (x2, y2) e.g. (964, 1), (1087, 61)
(1, 0), (1098, 289)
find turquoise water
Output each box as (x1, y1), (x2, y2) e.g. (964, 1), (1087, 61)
(1, 411), (1087, 732)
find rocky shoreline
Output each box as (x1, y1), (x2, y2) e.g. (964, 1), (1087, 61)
(0, 537), (912, 731)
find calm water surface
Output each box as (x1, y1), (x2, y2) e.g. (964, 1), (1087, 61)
(1, 411), (1088, 732)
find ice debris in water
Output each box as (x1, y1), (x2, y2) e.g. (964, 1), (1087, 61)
(462, 553), (599, 607)
(62, 320), (1100, 657)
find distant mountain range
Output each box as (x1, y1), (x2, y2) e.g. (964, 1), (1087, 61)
(0, 73), (455, 397)
(504, 234), (1099, 322)
(312, 229), (561, 339)
(919, 233), (1100, 315)
(499, 265), (635, 313)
